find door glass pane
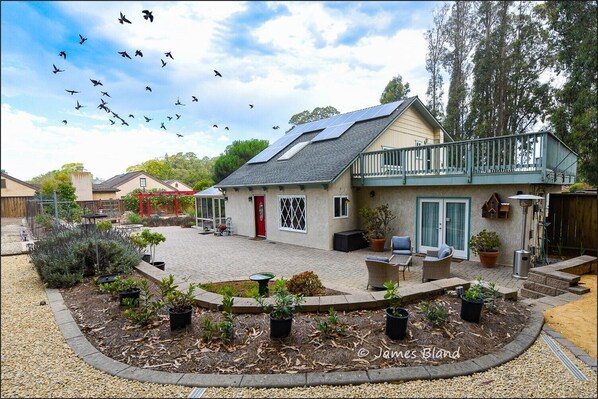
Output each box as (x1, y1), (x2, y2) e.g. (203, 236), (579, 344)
(421, 202), (439, 247)
(445, 202), (465, 251)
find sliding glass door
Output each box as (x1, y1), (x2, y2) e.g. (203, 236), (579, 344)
(418, 198), (469, 259)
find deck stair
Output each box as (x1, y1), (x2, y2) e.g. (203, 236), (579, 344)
(520, 256), (596, 299)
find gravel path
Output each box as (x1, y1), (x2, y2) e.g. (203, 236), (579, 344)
(1, 254), (596, 398)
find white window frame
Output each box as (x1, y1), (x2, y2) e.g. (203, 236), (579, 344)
(278, 195), (307, 233)
(382, 146), (402, 170)
(415, 140), (424, 160)
(139, 177), (146, 188)
(333, 195), (349, 219)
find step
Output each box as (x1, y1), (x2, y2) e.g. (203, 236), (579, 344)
(520, 287), (546, 299)
(566, 285), (590, 295)
(523, 281), (561, 297)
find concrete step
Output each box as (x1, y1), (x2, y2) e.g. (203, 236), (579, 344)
(520, 287), (546, 299)
(566, 285), (590, 295)
(523, 281), (565, 297)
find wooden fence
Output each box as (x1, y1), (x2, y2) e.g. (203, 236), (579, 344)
(0, 196), (31, 218)
(546, 192), (597, 256)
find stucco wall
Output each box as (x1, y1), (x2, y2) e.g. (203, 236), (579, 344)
(71, 171), (93, 201)
(1, 177), (36, 197)
(354, 184), (562, 266)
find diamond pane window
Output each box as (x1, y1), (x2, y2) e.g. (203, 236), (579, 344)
(279, 195), (306, 232)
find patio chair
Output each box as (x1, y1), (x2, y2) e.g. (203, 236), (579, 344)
(390, 235), (413, 273)
(365, 256), (401, 290)
(422, 244), (454, 283)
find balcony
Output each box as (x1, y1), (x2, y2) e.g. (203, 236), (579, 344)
(351, 131), (577, 187)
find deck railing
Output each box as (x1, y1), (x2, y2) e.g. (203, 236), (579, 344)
(351, 131), (577, 185)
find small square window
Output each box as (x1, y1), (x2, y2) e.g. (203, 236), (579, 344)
(333, 196), (349, 218)
(0, 179), (6, 189)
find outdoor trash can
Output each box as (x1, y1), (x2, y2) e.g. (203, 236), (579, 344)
(512, 249), (531, 279)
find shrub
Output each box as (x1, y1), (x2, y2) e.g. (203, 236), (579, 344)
(286, 271), (324, 296)
(96, 220), (112, 232)
(29, 225), (141, 288)
(123, 279), (162, 325)
(122, 211), (142, 224)
(418, 301), (448, 325)
(315, 307), (347, 338)
(202, 291), (235, 343)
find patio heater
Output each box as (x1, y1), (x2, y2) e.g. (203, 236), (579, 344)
(508, 194), (544, 279)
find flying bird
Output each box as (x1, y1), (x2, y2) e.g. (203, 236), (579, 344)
(52, 64), (64, 74)
(99, 98), (108, 106)
(191, 96), (198, 102)
(145, 86), (152, 92)
(65, 89), (79, 95)
(118, 12), (131, 24)
(273, 125), (280, 129)
(135, 49), (143, 57)
(101, 91), (111, 97)
(176, 133), (183, 138)
(213, 124), (218, 128)
(58, 51), (66, 59)
(161, 59), (167, 68)
(97, 100), (108, 111)
(160, 122), (166, 130)
(225, 126), (229, 130)
(214, 70), (222, 77)
(249, 104), (254, 109)
(175, 114), (181, 120)
(121, 120), (129, 126)
(90, 79), (103, 86)
(79, 34), (87, 45)
(128, 114), (134, 118)
(75, 100), (84, 110)
(62, 120), (67, 125)
(111, 111), (120, 119)
(109, 119), (115, 125)
(167, 116), (173, 121)
(165, 51), (173, 60)
(144, 116), (152, 122)
(118, 51), (132, 59)
(142, 9), (154, 22)
(175, 98), (185, 106)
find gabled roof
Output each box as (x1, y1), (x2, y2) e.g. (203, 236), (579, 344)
(194, 186), (224, 197)
(93, 171), (176, 192)
(216, 96), (445, 188)
(0, 172), (39, 190)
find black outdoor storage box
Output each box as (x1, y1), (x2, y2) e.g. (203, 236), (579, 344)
(334, 230), (368, 252)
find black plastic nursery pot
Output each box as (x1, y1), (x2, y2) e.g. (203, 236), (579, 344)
(269, 313), (293, 338)
(118, 288), (141, 306)
(98, 273), (119, 284)
(385, 307), (409, 340)
(169, 307), (193, 331)
(460, 295), (484, 323)
(151, 261), (165, 270)
(142, 254), (151, 263)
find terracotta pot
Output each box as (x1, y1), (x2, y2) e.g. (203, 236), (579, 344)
(370, 238), (386, 252)
(479, 251), (499, 267)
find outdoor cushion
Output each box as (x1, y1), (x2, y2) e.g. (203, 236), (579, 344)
(391, 236), (410, 250)
(366, 256), (390, 263)
(438, 244), (451, 259)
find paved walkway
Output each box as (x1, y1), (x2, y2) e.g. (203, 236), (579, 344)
(150, 226), (525, 295)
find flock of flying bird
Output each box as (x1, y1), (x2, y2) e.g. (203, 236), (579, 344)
(52, 9), (282, 138)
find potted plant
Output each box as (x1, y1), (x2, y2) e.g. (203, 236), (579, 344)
(99, 276), (142, 306)
(255, 278), (305, 338)
(359, 203), (396, 252)
(469, 229), (501, 267)
(460, 276), (485, 323)
(140, 229), (166, 270)
(383, 280), (409, 340)
(130, 232), (150, 262)
(158, 274), (198, 331)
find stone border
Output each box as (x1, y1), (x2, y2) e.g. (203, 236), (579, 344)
(542, 324), (598, 374)
(46, 285), (545, 388)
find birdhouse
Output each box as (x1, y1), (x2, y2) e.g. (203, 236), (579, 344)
(482, 192), (509, 219)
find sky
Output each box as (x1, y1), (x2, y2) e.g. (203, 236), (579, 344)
(1, 1), (442, 181)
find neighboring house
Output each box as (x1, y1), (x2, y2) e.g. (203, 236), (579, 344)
(1, 172), (39, 218)
(92, 171), (176, 200)
(1, 172), (38, 197)
(70, 167), (94, 201)
(216, 96), (577, 266)
(163, 179), (194, 192)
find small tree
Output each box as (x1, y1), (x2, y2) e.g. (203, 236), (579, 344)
(140, 229), (165, 264)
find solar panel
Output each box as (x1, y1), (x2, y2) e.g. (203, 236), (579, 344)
(247, 131), (302, 164)
(311, 121), (355, 142)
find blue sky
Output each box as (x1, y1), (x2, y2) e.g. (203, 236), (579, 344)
(1, 1), (442, 181)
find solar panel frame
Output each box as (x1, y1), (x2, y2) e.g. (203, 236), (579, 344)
(311, 121), (355, 142)
(248, 131), (302, 164)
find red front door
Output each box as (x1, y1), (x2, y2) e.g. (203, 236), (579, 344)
(254, 195), (266, 237)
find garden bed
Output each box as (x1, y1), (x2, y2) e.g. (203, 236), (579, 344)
(60, 272), (531, 375)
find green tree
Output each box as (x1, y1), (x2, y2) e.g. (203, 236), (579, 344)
(212, 139), (269, 183)
(288, 106), (340, 126)
(379, 74), (411, 104)
(424, 3), (449, 120)
(126, 159), (174, 180)
(538, 1), (597, 184)
(37, 171), (82, 222)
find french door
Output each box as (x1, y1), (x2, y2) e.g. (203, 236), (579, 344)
(418, 198), (469, 259)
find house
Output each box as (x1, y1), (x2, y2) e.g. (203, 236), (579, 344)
(193, 186), (226, 232)
(215, 96), (577, 266)
(92, 171), (176, 200)
(1, 172), (39, 218)
(163, 179), (194, 192)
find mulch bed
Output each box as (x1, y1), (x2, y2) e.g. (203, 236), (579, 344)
(60, 271), (531, 374)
